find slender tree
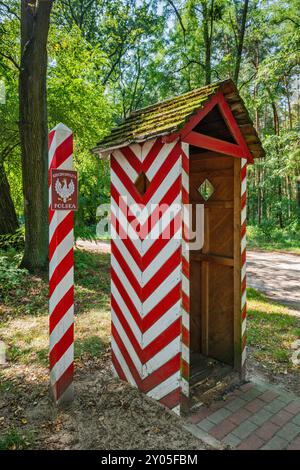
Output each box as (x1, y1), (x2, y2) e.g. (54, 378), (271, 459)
(19, 0), (53, 272)
(234, 0), (249, 84)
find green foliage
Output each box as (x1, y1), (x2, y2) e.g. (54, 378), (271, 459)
(0, 428), (35, 450)
(47, 25), (114, 228)
(0, 249), (28, 300)
(248, 131), (300, 229)
(0, 227), (25, 250)
(248, 224), (300, 252)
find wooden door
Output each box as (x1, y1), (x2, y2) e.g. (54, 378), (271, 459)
(189, 150), (239, 366)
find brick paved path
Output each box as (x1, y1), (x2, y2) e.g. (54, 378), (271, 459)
(185, 381), (300, 450)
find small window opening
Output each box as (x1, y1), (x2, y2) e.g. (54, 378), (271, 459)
(134, 172), (150, 196)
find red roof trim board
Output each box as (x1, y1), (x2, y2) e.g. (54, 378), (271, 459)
(163, 91), (253, 163)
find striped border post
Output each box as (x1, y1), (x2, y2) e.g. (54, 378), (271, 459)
(181, 142), (190, 405)
(48, 123), (75, 405)
(241, 158), (247, 374)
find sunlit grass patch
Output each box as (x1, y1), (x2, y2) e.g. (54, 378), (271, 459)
(75, 308), (110, 360)
(247, 225), (300, 253)
(0, 247), (111, 369)
(247, 287), (300, 373)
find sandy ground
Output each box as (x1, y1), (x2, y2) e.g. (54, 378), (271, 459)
(76, 239), (111, 254)
(0, 357), (208, 450)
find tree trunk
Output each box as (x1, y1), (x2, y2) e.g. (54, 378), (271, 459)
(0, 165), (19, 235)
(271, 101), (280, 136)
(19, 0), (53, 272)
(201, 0), (212, 85)
(234, 0), (249, 84)
(284, 76), (293, 130)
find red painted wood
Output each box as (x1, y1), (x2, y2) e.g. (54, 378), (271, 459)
(218, 94), (253, 162)
(48, 124), (75, 405)
(49, 324), (74, 369)
(164, 91), (253, 163)
(49, 286), (74, 333)
(183, 131), (246, 158)
(163, 92), (222, 143)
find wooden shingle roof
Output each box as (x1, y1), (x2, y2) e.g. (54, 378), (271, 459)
(93, 79), (265, 159)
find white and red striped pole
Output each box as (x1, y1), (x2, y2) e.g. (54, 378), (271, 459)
(241, 158), (247, 374)
(48, 123), (74, 405)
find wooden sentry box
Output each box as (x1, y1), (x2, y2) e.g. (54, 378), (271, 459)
(93, 79), (264, 415)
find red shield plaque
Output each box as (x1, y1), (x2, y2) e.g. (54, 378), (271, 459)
(51, 169), (78, 211)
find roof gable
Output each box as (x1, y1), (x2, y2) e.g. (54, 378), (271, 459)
(93, 79), (265, 160)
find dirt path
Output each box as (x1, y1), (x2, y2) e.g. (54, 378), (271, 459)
(247, 250), (300, 312)
(76, 239), (111, 254)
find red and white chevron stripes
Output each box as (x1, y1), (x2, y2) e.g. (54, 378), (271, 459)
(110, 137), (249, 412)
(241, 158), (247, 371)
(48, 123), (74, 404)
(181, 143), (190, 400)
(110, 138), (183, 413)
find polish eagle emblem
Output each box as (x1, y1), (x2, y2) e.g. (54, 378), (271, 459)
(55, 177), (75, 203)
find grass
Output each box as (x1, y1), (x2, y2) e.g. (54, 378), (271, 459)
(0, 248), (111, 369)
(0, 428), (35, 450)
(247, 287), (300, 374)
(247, 225), (300, 254)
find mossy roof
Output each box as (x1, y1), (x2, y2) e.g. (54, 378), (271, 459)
(93, 79), (264, 159)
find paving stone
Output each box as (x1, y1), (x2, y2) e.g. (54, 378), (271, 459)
(207, 408), (232, 424)
(232, 420), (258, 440)
(210, 419), (237, 440)
(292, 413), (300, 426)
(250, 383), (269, 393)
(276, 393), (296, 404)
(256, 421), (280, 440)
(270, 409), (294, 427)
(264, 400), (286, 414)
(237, 434), (264, 450)
(285, 402), (300, 415)
(222, 433), (242, 448)
(228, 408), (252, 425)
(249, 409), (273, 426)
(287, 436), (300, 450)
(261, 436), (288, 450)
(225, 397), (247, 412)
(241, 388), (263, 402)
(276, 422), (300, 442)
(209, 400), (226, 411)
(197, 418), (215, 432)
(259, 390), (279, 403)
(240, 382), (254, 392)
(188, 407), (211, 424)
(244, 398), (265, 413)
(230, 389), (244, 397)
(222, 394), (237, 404)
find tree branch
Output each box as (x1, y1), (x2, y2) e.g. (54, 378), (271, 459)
(0, 51), (20, 70)
(0, 1), (21, 21)
(166, 0), (186, 45)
